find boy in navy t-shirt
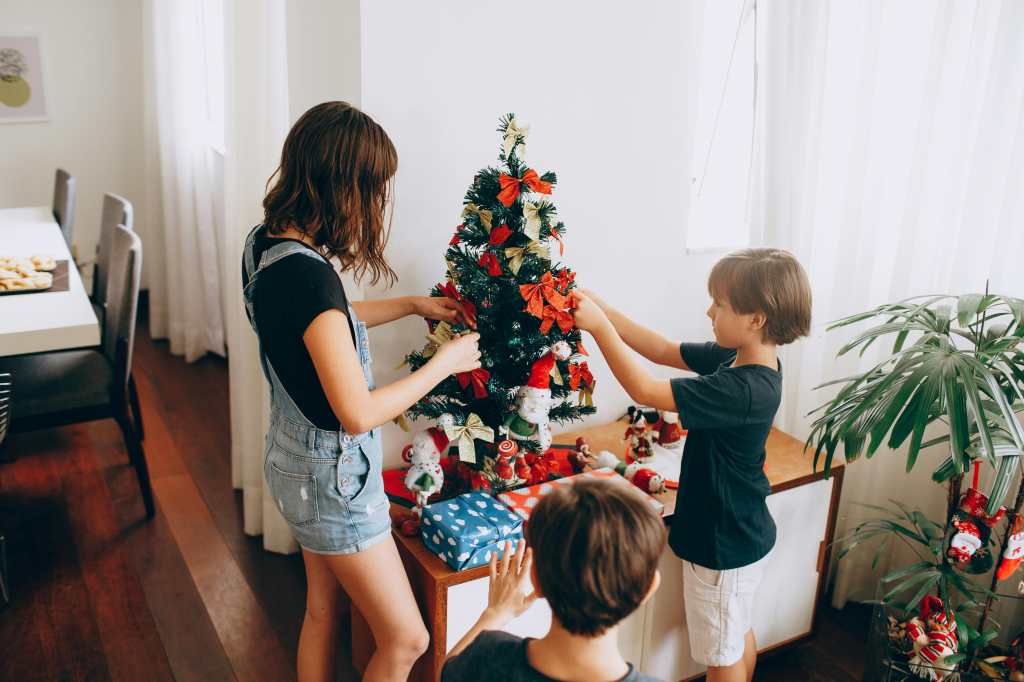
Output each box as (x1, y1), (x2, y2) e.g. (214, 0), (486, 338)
(572, 248), (812, 682)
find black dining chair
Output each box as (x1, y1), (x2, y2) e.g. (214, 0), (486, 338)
(0, 372), (10, 605)
(88, 194), (143, 439)
(52, 169), (76, 248)
(4, 225), (153, 518)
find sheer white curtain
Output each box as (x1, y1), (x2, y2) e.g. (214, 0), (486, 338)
(757, 0), (1024, 610)
(146, 0), (227, 361)
(224, 0), (296, 553)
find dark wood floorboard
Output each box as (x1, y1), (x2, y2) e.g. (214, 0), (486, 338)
(0, 316), (867, 681)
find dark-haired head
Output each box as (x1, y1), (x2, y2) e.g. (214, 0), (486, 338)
(263, 101), (398, 286)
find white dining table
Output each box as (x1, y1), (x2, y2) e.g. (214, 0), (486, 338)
(0, 206), (100, 357)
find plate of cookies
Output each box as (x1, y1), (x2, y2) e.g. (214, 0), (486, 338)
(0, 255), (62, 295)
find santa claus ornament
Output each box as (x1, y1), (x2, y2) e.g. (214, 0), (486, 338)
(589, 450), (666, 495)
(503, 341), (571, 454)
(945, 462), (1007, 574)
(571, 437), (592, 474)
(624, 406), (655, 462)
(652, 410), (686, 450)
(399, 416), (454, 535)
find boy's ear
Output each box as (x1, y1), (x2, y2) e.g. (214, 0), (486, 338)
(640, 569), (661, 606)
(748, 311), (767, 332)
(530, 562), (543, 598)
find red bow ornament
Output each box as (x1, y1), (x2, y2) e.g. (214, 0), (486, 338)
(568, 362), (594, 391)
(457, 367), (491, 398)
(519, 272), (569, 318)
(497, 168), (552, 207)
(478, 252), (502, 276)
(439, 281), (477, 326)
(488, 224), (512, 246)
(539, 305), (574, 334)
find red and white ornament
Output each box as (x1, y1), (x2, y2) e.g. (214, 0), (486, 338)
(494, 439), (519, 483)
(402, 426), (449, 513)
(998, 516), (1024, 581)
(653, 410), (686, 450)
(906, 595), (959, 680)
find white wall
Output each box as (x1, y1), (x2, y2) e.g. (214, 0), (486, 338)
(360, 0), (719, 467)
(0, 0), (145, 282)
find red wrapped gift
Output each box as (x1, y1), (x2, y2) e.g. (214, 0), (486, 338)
(496, 468), (664, 521)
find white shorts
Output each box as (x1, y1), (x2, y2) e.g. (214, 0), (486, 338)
(682, 551), (771, 667)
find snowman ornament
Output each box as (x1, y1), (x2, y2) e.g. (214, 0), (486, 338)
(503, 342), (572, 454)
(402, 414), (453, 515)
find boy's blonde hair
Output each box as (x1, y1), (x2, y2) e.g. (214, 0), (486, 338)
(708, 248), (812, 345)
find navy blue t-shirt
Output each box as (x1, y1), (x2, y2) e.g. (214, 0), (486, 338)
(442, 631), (661, 682)
(668, 342), (781, 569)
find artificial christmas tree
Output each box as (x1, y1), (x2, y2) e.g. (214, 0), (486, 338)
(402, 115), (596, 494)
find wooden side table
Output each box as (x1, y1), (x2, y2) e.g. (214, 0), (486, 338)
(352, 420), (844, 682)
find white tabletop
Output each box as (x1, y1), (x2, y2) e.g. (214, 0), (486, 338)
(0, 206), (100, 357)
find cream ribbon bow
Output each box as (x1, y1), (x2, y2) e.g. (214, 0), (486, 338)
(503, 118), (530, 158)
(461, 203), (493, 233)
(504, 241), (550, 275)
(443, 413), (495, 463)
(521, 199), (555, 241)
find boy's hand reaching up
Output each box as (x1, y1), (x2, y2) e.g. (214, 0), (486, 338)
(483, 540), (537, 626)
(572, 291), (611, 334)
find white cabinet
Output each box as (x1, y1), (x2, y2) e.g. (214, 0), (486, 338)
(639, 478), (836, 681)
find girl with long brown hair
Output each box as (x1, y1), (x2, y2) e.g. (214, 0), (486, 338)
(242, 101), (479, 682)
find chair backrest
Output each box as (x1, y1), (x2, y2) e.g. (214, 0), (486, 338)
(105, 225), (142, 391)
(94, 193), (134, 303)
(52, 168), (76, 247)
(0, 372), (10, 447)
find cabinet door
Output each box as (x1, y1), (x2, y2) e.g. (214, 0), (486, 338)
(639, 478), (834, 680)
(754, 478), (832, 648)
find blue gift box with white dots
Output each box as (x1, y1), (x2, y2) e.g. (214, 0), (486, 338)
(420, 492), (524, 571)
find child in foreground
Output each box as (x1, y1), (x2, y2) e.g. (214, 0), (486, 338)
(442, 478), (666, 682)
(572, 248), (812, 682)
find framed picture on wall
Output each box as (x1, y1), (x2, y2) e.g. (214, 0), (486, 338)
(0, 33), (48, 123)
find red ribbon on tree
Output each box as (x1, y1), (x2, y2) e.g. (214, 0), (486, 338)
(539, 305), (574, 334)
(478, 251), (502, 276)
(520, 272), (569, 318)
(489, 224), (512, 246)
(568, 362), (594, 390)
(550, 228), (565, 256)
(554, 268), (575, 293)
(577, 340), (589, 356)
(457, 367), (491, 398)
(497, 169), (552, 207)
(439, 281), (477, 326)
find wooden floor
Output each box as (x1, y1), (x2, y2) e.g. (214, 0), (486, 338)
(0, 319), (871, 681)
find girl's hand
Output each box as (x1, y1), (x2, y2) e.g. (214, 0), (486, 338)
(414, 296), (476, 329)
(577, 288), (611, 313)
(572, 291), (611, 333)
(482, 540), (537, 626)
(431, 332), (481, 374)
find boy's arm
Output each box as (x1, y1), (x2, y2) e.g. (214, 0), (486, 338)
(580, 289), (689, 371)
(588, 318), (677, 412)
(445, 541), (537, 662)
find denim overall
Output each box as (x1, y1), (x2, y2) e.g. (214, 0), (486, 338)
(242, 225), (391, 554)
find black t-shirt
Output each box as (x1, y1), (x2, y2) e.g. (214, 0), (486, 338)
(668, 342), (781, 570)
(249, 230), (355, 430)
(441, 631), (661, 682)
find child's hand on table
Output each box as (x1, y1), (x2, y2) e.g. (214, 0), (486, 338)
(482, 539), (537, 626)
(572, 291), (611, 333)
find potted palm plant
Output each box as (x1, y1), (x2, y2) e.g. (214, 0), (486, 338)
(808, 292), (1024, 679)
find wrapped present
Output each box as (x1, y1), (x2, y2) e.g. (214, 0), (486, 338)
(497, 468), (665, 521)
(420, 492), (524, 571)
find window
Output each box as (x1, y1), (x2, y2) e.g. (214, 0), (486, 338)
(686, 0), (760, 252)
